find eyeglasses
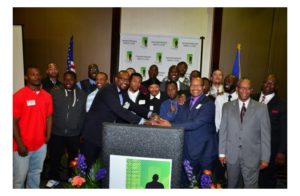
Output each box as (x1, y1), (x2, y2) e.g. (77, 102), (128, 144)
(118, 77), (129, 81)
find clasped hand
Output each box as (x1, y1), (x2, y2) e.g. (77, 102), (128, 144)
(144, 114), (172, 127)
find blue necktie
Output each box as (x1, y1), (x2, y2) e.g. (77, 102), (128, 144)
(119, 91), (123, 105)
(189, 98), (195, 110)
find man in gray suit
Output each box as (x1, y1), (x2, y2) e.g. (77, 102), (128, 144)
(219, 78), (271, 188)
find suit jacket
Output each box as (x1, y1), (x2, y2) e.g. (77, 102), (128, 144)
(116, 91), (150, 123)
(251, 93), (287, 156)
(42, 77), (62, 93)
(160, 80), (189, 96)
(172, 94), (218, 165)
(219, 99), (271, 167)
(145, 92), (168, 114)
(82, 84), (143, 146)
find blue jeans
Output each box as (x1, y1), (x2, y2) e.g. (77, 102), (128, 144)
(13, 144), (47, 188)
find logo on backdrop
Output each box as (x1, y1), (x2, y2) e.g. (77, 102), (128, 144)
(141, 37), (148, 48)
(156, 52), (162, 63)
(127, 51), (133, 62)
(187, 54), (193, 64)
(172, 38), (179, 49)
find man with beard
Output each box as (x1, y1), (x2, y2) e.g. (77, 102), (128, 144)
(42, 63), (62, 93)
(214, 74), (238, 185)
(215, 74), (239, 132)
(13, 67), (53, 188)
(252, 74), (287, 188)
(209, 69), (224, 98)
(77, 64), (99, 95)
(81, 71), (149, 168)
(86, 72), (109, 112)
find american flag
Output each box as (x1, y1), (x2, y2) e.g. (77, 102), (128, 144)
(66, 36), (75, 72)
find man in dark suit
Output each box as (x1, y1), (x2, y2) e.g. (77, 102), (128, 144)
(154, 77), (218, 187)
(252, 74), (287, 188)
(41, 63), (62, 93)
(77, 64), (99, 95)
(219, 78), (271, 188)
(127, 73), (148, 106)
(81, 70), (148, 168)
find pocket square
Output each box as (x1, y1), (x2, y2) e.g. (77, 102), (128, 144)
(272, 109), (279, 114)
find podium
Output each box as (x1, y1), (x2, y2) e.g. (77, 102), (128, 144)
(101, 123), (184, 188)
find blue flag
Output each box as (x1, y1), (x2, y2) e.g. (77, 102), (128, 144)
(231, 44), (241, 79)
(66, 36), (75, 72)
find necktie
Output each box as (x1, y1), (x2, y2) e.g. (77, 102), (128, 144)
(240, 103), (246, 123)
(228, 94), (232, 102)
(118, 91), (123, 105)
(189, 97), (195, 110)
(261, 95), (266, 104)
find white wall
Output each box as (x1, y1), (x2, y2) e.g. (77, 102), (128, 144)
(121, 8), (214, 77)
(13, 25), (25, 93)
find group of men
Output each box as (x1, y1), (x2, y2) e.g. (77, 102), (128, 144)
(13, 61), (286, 189)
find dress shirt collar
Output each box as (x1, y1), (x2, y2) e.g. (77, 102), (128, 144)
(128, 90), (140, 102)
(89, 78), (96, 85)
(238, 98), (250, 111)
(260, 92), (275, 104)
(150, 91), (161, 100)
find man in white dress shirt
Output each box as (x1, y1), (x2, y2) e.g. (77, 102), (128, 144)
(209, 69), (224, 98)
(85, 72), (108, 112)
(215, 74), (238, 132)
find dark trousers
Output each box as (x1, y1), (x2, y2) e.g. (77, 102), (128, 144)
(80, 140), (102, 170)
(49, 134), (80, 181)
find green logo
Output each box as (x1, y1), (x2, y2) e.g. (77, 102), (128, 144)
(172, 38), (179, 48)
(187, 54), (193, 64)
(142, 37), (148, 47)
(127, 51), (133, 62)
(140, 67), (146, 77)
(156, 52), (162, 63)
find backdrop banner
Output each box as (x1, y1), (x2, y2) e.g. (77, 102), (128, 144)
(119, 34), (202, 81)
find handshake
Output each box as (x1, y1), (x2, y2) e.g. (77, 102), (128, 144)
(144, 114), (172, 127)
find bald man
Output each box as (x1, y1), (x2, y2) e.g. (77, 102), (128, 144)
(154, 77), (218, 187)
(42, 63), (62, 93)
(219, 78), (271, 188)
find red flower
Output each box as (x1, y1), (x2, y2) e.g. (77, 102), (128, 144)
(71, 176), (86, 187)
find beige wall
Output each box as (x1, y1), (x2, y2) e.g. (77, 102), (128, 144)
(121, 8), (214, 77)
(219, 8), (287, 99)
(13, 8), (113, 81)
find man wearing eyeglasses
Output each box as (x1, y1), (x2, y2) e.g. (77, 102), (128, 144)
(218, 78), (271, 188)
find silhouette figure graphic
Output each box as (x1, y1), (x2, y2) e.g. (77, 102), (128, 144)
(145, 174), (164, 189)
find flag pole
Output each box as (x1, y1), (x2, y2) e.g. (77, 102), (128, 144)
(237, 43), (241, 78)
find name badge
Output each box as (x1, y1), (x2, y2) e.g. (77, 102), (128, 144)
(123, 102), (130, 109)
(196, 104), (202, 109)
(27, 100), (36, 106)
(139, 100), (146, 105)
(149, 105), (154, 111)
